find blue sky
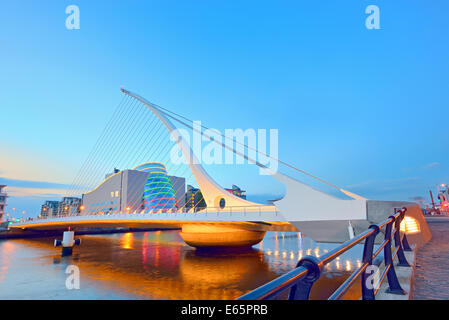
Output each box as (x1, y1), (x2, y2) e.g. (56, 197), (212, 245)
(1, 1), (448, 217)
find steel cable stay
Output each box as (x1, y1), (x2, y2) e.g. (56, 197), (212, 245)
(65, 95), (129, 197)
(68, 96), (138, 196)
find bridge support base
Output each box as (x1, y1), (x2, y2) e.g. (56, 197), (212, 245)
(180, 224), (266, 249)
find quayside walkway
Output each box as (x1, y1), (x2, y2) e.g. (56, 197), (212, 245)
(413, 216), (449, 300)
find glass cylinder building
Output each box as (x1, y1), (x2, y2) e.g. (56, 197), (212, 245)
(134, 162), (179, 211)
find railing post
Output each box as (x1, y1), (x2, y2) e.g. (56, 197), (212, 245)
(393, 209), (410, 267)
(401, 233), (412, 252)
(398, 207), (413, 252)
(384, 216), (406, 295)
(361, 225), (380, 300)
(288, 256), (321, 300)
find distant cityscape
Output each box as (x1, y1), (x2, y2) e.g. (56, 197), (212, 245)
(2, 175), (449, 227)
(32, 162), (248, 220)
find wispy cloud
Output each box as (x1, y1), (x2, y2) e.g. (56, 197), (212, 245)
(0, 177), (72, 190)
(0, 178), (75, 198)
(6, 186), (68, 198)
(423, 162), (440, 170)
(346, 177), (419, 191)
(344, 177), (422, 200)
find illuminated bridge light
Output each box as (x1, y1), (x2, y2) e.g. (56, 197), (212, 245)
(135, 162), (178, 211)
(400, 216), (420, 234)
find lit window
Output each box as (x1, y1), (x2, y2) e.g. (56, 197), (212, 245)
(110, 192), (114, 198)
(115, 191), (119, 197)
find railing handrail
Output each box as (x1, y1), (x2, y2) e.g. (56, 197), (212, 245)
(31, 204), (280, 221)
(238, 207), (410, 300)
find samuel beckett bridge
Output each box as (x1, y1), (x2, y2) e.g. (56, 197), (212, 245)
(9, 88), (433, 299)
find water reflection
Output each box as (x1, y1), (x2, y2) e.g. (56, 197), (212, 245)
(0, 231), (364, 300)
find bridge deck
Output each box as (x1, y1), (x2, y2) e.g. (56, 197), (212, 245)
(413, 216), (449, 300)
(8, 211), (296, 232)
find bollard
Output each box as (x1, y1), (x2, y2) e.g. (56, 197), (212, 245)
(54, 230), (81, 256)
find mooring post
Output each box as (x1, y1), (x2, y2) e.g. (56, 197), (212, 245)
(54, 228), (81, 256)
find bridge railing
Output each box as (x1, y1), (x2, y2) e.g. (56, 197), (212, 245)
(36, 205), (280, 220)
(237, 207), (412, 300)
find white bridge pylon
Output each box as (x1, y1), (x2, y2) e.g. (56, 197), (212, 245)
(120, 88), (270, 210)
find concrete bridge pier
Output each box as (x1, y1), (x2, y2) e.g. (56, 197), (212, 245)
(179, 224), (266, 249)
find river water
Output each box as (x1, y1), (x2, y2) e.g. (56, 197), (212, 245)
(0, 230), (363, 300)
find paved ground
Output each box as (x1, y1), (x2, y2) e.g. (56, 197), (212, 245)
(413, 217), (449, 300)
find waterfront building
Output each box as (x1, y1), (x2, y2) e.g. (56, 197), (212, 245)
(57, 197), (82, 217)
(40, 201), (60, 218)
(81, 163), (186, 215)
(185, 185), (206, 212)
(134, 163), (179, 211)
(0, 185), (7, 222)
(184, 184), (245, 211)
(224, 185), (246, 199)
(169, 175), (186, 209)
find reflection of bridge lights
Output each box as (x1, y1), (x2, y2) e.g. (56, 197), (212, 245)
(356, 260), (362, 268)
(336, 261), (341, 270)
(306, 249), (312, 255)
(121, 232), (134, 249)
(290, 251), (295, 260)
(267, 250), (272, 256)
(314, 248), (320, 257)
(274, 250), (279, 257)
(282, 251), (287, 259)
(345, 260), (352, 272)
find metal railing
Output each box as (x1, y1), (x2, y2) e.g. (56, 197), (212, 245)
(32, 205), (279, 221)
(238, 207), (412, 300)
